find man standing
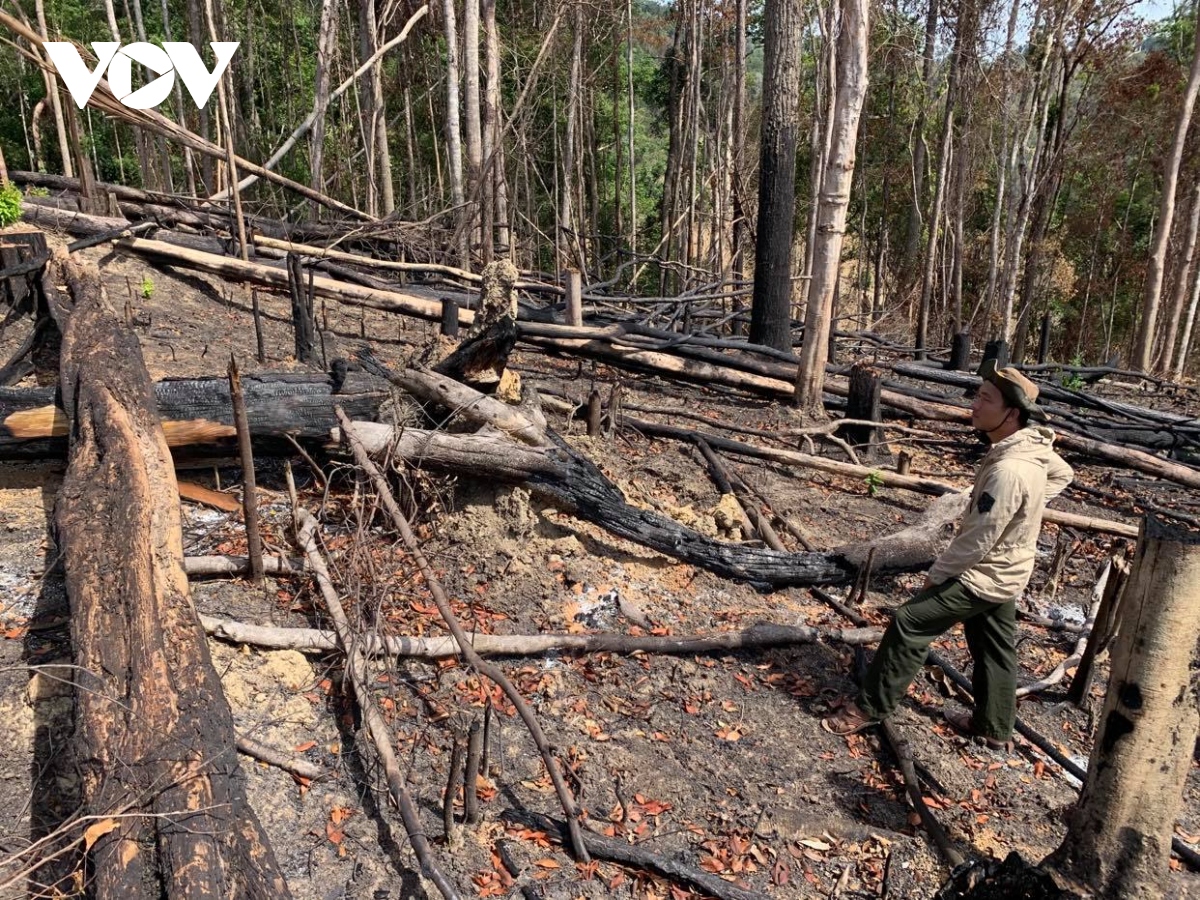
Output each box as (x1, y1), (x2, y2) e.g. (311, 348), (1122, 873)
(822, 361), (1073, 749)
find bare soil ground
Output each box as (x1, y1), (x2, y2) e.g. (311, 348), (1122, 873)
(0, 230), (1197, 899)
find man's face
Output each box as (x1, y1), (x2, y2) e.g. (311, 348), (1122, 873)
(971, 381), (1014, 434)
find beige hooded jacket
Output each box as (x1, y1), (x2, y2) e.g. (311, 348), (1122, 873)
(927, 426), (1074, 603)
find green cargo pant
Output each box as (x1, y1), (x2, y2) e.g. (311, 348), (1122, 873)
(857, 578), (1017, 741)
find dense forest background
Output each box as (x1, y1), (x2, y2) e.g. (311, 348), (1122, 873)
(1, 0), (1198, 376)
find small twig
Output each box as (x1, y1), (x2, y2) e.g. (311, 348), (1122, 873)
(284, 433), (328, 488)
(228, 356), (264, 584)
(879, 719), (964, 868)
(464, 718), (483, 825)
(480, 701), (493, 781)
(501, 808), (769, 900)
(235, 735), (323, 781)
(444, 737), (465, 848)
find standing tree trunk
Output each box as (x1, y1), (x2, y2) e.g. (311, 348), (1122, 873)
(480, 0), (498, 260)
(443, 0), (466, 263)
(749, 0), (803, 351)
(915, 19), (962, 359)
(187, 0), (215, 192)
(1132, 11), (1200, 373)
(560, 1), (584, 273)
(1174, 244), (1200, 379)
(901, 0), (939, 285)
(795, 0), (869, 411)
(729, 0), (748, 332)
(34, 0), (73, 178)
(625, 0), (637, 260)
(1157, 180), (1200, 374)
(357, 0), (394, 216)
(310, 0), (338, 217)
(463, 0), (482, 246)
(42, 252), (290, 899)
(1048, 515), (1200, 900)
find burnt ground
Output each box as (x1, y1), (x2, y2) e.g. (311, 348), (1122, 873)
(0, 226), (1197, 899)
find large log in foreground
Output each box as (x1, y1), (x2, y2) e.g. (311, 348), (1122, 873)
(42, 252), (290, 898)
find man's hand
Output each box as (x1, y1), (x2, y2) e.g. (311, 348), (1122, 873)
(921, 575), (934, 592)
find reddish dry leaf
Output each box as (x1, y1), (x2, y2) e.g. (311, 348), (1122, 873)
(771, 857), (790, 885)
(699, 855), (726, 874)
(293, 740), (317, 753)
(533, 858), (560, 869)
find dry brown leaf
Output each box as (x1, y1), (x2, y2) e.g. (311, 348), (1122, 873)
(82, 818), (118, 852)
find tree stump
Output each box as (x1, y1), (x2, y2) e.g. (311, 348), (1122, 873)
(564, 269), (583, 327)
(41, 252), (291, 899)
(0, 226), (48, 313)
(287, 251), (317, 366)
(982, 338), (1009, 369)
(1048, 514), (1200, 899)
(440, 296), (460, 337)
(840, 361), (883, 458)
(947, 329), (971, 371)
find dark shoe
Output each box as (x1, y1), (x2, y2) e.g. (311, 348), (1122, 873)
(943, 708), (1013, 751)
(821, 701), (878, 736)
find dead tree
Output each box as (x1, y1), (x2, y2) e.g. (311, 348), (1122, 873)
(287, 252), (318, 365)
(40, 251), (290, 898)
(1048, 515), (1200, 899)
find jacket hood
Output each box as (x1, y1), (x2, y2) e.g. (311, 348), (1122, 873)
(988, 425), (1057, 467)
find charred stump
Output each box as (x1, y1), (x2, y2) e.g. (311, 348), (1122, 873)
(41, 251), (291, 899)
(947, 329), (971, 371)
(287, 251), (318, 366)
(0, 226), (48, 313)
(430, 259), (519, 393)
(840, 361), (883, 458)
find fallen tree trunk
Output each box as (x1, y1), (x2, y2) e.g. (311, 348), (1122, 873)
(14, 175), (353, 242)
(113, 235), (470, 325)
(1, 370), (386, 456)
(42, 251), (289, 898)
(335, 421), (851, 588)
(22, 201), (232, 255)
(199, 615), (884, 656)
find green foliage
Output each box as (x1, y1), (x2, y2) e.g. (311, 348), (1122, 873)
(865, 471), (885, 497)
(0, 184), (22, 228)
(140, 275), (155, 300)
(1061, 372), (1086, 391)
